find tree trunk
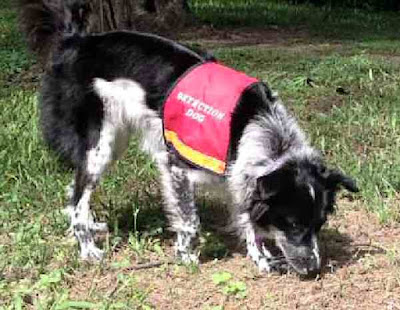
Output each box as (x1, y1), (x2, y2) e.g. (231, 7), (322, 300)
(88, 0), (191, 34)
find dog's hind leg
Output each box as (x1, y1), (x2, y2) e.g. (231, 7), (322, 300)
(70, 172), (105, 260)
(69, 125), (116, 260)
(158, 156), (200, 264)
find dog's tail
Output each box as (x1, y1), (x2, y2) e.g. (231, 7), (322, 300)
(18, 0), (91, 64)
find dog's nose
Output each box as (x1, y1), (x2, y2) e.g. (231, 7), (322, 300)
(302, 257), (321, 278)
(304, 266), (320, 278)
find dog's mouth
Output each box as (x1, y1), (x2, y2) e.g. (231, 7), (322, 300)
(276, 236), (321, 276)
(258, 237), (321, 276)
(256, 238), (289, 273)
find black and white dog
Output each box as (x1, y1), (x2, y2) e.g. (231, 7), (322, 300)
(20, 0), (358, 275)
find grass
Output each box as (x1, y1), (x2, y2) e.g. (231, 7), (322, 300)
(1, 0), (400, 308)
(212, 272), (247, 299)
(190, 0), (400, 41)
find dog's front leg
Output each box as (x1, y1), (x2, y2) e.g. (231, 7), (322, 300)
(238, 212), (278, 273)
(158, 157), (200, 264)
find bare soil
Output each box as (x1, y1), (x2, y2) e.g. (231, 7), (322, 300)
(65, 200), (400, 310)
(177, 25), (312, 48)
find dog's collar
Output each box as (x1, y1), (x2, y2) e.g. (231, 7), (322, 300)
(163, 61), (260, 175)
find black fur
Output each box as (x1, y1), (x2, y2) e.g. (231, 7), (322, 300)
(40, 30), (210, 166)
(228, 83), (274, 161)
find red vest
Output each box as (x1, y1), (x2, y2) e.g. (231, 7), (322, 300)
(163, 62), (258, 174)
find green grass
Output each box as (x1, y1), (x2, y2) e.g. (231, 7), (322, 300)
(190, 0), (400, 41)
(0, 0), (31, 81)
(1, 0), (400, 308)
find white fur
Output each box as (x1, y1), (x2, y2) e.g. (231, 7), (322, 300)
(93, 78), (165, 160)
(72, 188), (106, 259)
(228, 101), (319, 213)
(308, 184), (316, 201)
(312, 234), (320, 268)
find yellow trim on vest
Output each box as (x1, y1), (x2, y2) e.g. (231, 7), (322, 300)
(165, 130), (226, 174)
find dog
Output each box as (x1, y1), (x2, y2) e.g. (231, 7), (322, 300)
(19, 0), (358, 275)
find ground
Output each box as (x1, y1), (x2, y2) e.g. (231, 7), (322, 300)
(64, 202), (400, 310)
(1, 0), (400, 309)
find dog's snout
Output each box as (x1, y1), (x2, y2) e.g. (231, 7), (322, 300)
(293, 256), (321, 276)
(303, 268), (320, 278)
(277, 237), (321, 276)
(303, 256), (321, 276)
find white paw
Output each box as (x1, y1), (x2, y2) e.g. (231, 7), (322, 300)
(175, 245), (199, 265)
(257, 257), (272, 273)
(178, 252), (199, 265)
(80, 243), (105, 261)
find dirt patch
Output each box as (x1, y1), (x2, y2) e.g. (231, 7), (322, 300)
(136, 203), (400, 310)
(64, 201), (400, 309)
(303, 94), (347, 115)
(369, 54), (400, 67)
(176, 25), (312, 48)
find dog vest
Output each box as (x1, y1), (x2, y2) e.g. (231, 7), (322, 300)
(163, 62), (259, 175)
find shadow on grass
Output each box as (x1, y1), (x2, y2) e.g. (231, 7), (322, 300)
(106, 195), (169, 239)
(198, 200), (242, 262)
(104, 191), (239, 261)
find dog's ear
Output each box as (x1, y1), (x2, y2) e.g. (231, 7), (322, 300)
(255, 163), (296, 200)
(254, 175), (277, 201)
(250, 164), (296, 221)
(325, 169), (359, 193)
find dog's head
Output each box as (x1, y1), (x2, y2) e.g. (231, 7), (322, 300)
(248, 158), (358, 275)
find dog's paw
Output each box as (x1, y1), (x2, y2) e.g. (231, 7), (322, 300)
(176, 249), (199, 265)
(257, 257), (273, 273)
(80, 243), (105, 261)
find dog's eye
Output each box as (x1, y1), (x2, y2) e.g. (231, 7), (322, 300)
(290, 222), (301, 232)
(285, 217), (299, 229)
(287, 217), (307, 232)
